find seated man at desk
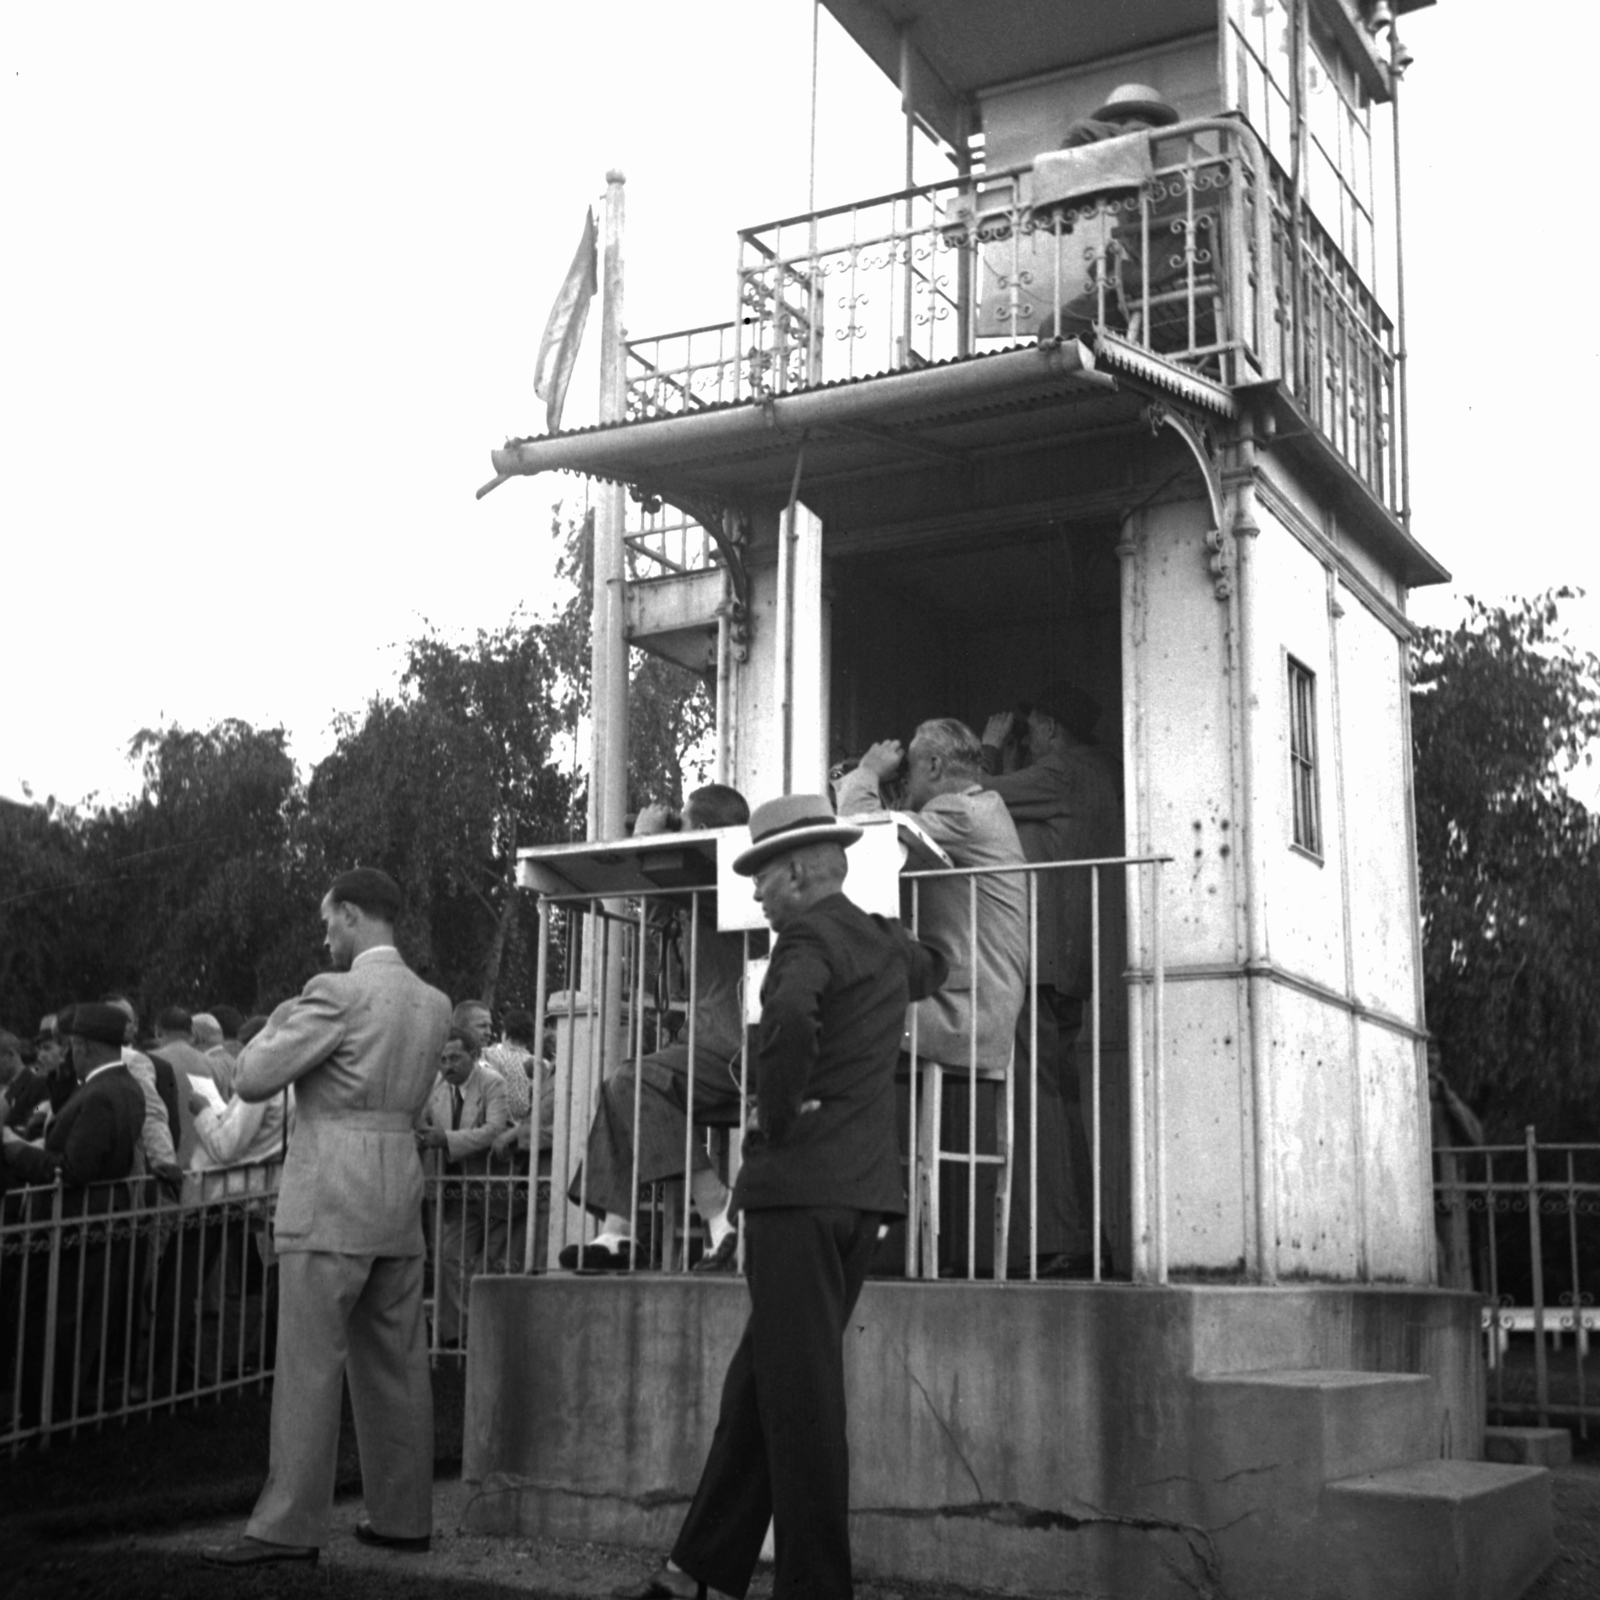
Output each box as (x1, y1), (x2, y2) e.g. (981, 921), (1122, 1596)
(563, 783), (751, 1272)
(836, 721), (1027, 1076)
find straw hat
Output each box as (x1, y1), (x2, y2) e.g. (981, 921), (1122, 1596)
(732, 794), (863, 875)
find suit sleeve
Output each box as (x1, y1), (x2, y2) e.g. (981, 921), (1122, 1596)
(444, 1072), (509, 1161)
(123, 1053), (178, 1168)
(3, 1134), (61, 1184)
(192, 1095), (268, 1167)
(57, 1093), (124, 1187)
(977, 759), (1072, 821)
(915, 790), (982, 852)
(751, 923), (832, 1147)
(902, 931), (949, 1002)
(234, 981), (346, 1102)
(834, 765), (885, 818)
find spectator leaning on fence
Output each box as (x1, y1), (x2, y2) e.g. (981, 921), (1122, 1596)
(415, 1026), (509, 1347)
(482, 1006), (554, 1159)
(99, 994), (185, 1195)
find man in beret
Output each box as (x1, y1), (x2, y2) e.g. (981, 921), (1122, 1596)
(622, 795), (946, 1600)
(202, 868), (451, 1568)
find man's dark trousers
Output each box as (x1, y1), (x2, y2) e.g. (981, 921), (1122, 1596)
(671, 1205), (880, 1600)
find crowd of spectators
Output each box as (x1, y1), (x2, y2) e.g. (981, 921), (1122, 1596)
(0, 989), (552, 1426)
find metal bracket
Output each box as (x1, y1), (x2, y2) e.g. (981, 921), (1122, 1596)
(1144, 401), (1232, 601)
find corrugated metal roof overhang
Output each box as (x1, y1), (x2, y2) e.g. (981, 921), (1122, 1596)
(489, 340), (1139, 505)
(820, 1), (1433, 147)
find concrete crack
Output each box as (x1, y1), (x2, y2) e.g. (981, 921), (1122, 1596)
(896, 1348), (986, 1503)
(1137, 1460), (1296, 1488)
(853, 1498), (1229, 1599)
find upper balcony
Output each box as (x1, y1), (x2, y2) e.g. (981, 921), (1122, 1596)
(623, 117), (1401, 533)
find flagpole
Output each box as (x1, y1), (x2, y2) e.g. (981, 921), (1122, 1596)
(588, 170), (629, 848)
(584, 172), (629, 1092)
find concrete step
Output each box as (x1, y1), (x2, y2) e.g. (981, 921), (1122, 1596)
(1319, 1459), (1553, 1600)
(1193, 1368), (1442, 1494)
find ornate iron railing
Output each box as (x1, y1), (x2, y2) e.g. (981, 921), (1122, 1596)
(620, 117), (1402, 520)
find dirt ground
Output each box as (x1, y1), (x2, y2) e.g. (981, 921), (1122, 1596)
(3, 1373), (1599, 1598)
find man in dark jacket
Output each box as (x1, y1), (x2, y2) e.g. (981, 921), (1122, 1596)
(1, 1004), (144, 1194)
(621, 794), (946, 1600)
(0, 1003), (146, 1427)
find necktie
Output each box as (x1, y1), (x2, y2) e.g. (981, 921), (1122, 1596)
(451, 1084), (464, 1130)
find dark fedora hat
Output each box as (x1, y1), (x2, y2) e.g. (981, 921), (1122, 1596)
(59, 1003), (130, 1047)
(732, 794), (863, 876)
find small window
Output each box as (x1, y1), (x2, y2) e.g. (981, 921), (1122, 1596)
(1287, 657), (1322, 855)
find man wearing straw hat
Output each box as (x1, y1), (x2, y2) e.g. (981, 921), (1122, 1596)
(619, 794), (945, 1600)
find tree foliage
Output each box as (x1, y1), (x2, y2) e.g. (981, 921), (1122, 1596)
(1412, 590), (1600, 1136)
(1, 507), (716, 1035)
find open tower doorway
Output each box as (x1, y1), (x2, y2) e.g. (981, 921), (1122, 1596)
(828, 515), (1133, 1276)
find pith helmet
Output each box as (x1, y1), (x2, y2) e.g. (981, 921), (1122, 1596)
(1091, 83), (1180, 127)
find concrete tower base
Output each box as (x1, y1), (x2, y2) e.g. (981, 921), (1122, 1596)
(462, 1278), (1551, 1600)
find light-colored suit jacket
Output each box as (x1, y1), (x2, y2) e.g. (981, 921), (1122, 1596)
(418, 1062), (508, 1176)
(838, 769), (1028, 1070)
(235, 946), (451, 1257)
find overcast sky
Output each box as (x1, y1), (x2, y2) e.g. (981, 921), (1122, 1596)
(4, 1), (1597, 810)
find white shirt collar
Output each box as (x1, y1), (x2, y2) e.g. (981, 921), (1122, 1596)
(353, 944), (398, 966)
(84, 1060), (122, 1085)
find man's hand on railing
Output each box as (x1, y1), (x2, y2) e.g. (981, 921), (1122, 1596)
(415, 1126), (448, 1153)
(151, 1159), (185, 1200)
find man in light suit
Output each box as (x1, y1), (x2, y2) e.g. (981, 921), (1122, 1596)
(836, 719), (1028, 1070)
(416, 1028), (509, 1346)
(201, 868), (451, 1568)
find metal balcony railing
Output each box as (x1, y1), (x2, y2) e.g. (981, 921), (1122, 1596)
(524, 846), (1172, 1286)
(621, 117), (1402, 519)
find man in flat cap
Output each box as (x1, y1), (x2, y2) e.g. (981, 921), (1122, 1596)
(202, 868), (451, 1568)
(622, 795), (946, 1600)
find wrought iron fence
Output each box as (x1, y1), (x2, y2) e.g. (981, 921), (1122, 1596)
(1434, 1132), (1600, 1438)
(1, 1152), (553, 1444)
(523, 831), (1172, 1286)
(1, 1167), (280, 1453)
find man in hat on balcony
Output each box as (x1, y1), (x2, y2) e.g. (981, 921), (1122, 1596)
(1061, 81), (1179, 148)
(201, 867), (451, 1568)
(621, 794), (945, 1600)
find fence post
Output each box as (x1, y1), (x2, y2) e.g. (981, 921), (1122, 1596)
(36, 1181), (66, 1447)
(1526, 1125), (1549, 1428)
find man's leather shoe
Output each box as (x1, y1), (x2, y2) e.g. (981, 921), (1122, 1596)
(354, 1517), (431, 1552)
(691, 1230), (739, 1273)
(201, 1537), (319, 1567)
(612, 1563), (705, 1599)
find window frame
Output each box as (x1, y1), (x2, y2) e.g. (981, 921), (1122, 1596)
(1287, 654), (1324, 860)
